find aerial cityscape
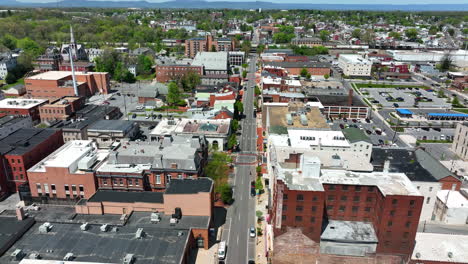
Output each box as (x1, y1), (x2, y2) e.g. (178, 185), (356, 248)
(0, 2), (467, 264)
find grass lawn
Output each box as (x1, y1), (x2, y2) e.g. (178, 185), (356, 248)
(454, 108), (468, 114)
(0, 78), (25, 90)
(136, 74), (154, 81)
(355, 83), (427, 89)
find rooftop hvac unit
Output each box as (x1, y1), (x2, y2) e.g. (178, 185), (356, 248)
(135, 228), (144, 239)
(123, 254), (135, 264)
(151, 212), (161, 223)
(300, 114), (308, 126)
(112, 227), (119, 233)
(100, 224), (109, 232)
(78, 154), (98, 170)
(170, 218), (178, 226)
(38, 222), (53, 233)
(11, 249), (25, 261)
(28, 253), (41, 259)
(286, 114), (293, 125)
(63, 253), (74, 261)
(80, 223), (89, 231)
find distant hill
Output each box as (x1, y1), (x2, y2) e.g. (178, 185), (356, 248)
(0, 0), (467, 11)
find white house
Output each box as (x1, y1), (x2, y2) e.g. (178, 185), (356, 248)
(0, 53), (17, 79)
(338, 54), (372, 76)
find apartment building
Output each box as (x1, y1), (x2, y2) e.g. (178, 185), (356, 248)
(39, 96), (85, 122)
(155, 64), (203, 83)
(452, 122), (468, 161)
(338, 54), (372, 76)
(185, 35), (235, 58)
(0, 99), (48, 124)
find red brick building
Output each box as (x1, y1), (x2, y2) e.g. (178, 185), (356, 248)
(59, 61), (94, 72)
(185, 35), (235, 58)
(39, 96), (85, 122)
(155, 64), (203, 83)
(25, 71), (110, 100)
(270, 155), (423, 258)
(0, 98), (48, 124)
(0, 128), (63, 193)
(263, 61), (331, 76)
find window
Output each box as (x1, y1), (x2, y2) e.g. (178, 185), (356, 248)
(410, 200), (415, 206)
(366, 197), (373, 202)
(296, 194), (304, 201)
(103, 179), (108, 185)
(36, 183), (42, 193)
(311, 206), (317, 212)
(79, 185), (84, 192)
(352, 206), (359, 212)
(341, 196), (347, 201)
(71, 185), (76, 192)
(426, 197), (431, 204)
(342, 185), (348, 191)
(355, 186), (361, 192)
(339, 206), (346, 212)
(392, 199), (398, 205)
(353, 196), (360, 202)
(327, 195), (335, 201)
(295, 216), (302, 222)
(282, 205), (287, 211)
(328, 185), (335, 190)
(327, 205), (333, 211)
(128, 179), (133, 186)
(178, 174), (182, 179)
(296, 206), (303, 212)
(17, 159), (21, 163)
(156, 175), (161, 184)
(368, 186), (374, 192)
(119, 179), (124, 186)
(365, 207), (371, 212)
(135, 180), (139, 186)
(405, 221), (411, 228)
(310, 217), (316, 223)
(387, 221), (393, 227)
(64, 185), (69, 191)
(312, 196), (317, 201)
(113, 179), (118, 185)
(408, 210), (413, 217)
(282, 215), (286, 221)
(283, 194), (288, 200)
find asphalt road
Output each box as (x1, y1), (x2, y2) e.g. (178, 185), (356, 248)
(223, 54), (258, 263)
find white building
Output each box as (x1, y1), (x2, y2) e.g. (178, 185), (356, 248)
(411, 233), (468, 264)
(0, 53), (17, 79)
(432, 189), (468, 225)
(338, 54), (372, 76)
(86, 48), (104, 62)
(268, 128), (373, 172)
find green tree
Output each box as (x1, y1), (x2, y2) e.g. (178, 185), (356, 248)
(218, 183), (233, 204)
(211, 45), (216, 52)
(113, 62), (125, 82)
(241, 40), (251, 54)
(437, 89), (445, 98)
(256, 44), (265, 55)
(16, 38), (43, 56)
(324, 73), (330, 80)
(388, 31), (401, 40)
(227, 134), (237, 150)
(429, 26), (438, 35)
(452, 96), (461, 107)
(448, 28), (455, 37)
(5, 72), (17, 84)
(300, 68), (308, 77)
(122, 71), (136, 83)
(351, 28), (362, 39)
(241, 63), (248, 69)
(136, 55), (153, 76)
(166, 82), (181, 106)
(254, 85), (261, 96)
(231, 119), (239, 131)
(255, 177), (264, 193)
(242, 70), (247, 79)
(405, 28), (418, 40)
(306, 73), (311, 79)
(179, 71), (201, 92)
(439, 54), (454, 72)
(95, 49), (120, 75)
(319, 30), (330, 41)
(0, 34), (17, 50)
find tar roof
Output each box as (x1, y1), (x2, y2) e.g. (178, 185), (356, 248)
(371, 148), (453, 182)
(88, 191), (164, 204)
(0, 222), (189, 264)
(342, 127), (372, 144)
(88, 120), (135, 133)
(0, 217), (35, 255)
(0, 128), (58, 156)
(165, 178), (213, 194)
(321, 220), (378, 243)
(263, 61), (330, 69)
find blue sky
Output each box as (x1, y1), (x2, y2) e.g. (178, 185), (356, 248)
(19, 0), (468, 4)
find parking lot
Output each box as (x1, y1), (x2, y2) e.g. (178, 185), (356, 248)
(403, 127), (455, 141)
(363, 87), (450, 108)
(330, 118), (400, 146)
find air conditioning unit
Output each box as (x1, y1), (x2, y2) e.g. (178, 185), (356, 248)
(135, 228), (144, 239)
(123, 254), (135, 264)
(80, 223), (89, 231)
(170, 218), (178, 226)
(100, 224), (109, 232)
(63, 253), (74, 261)
(11, 249), (25, 261)
(150, 212), (161, 223)
(38, 222), (53, 233)
(28, 253), (41, 259)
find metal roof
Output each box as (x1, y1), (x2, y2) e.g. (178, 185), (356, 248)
(428, 113), (468, 117)
(396, 108), (413, 115)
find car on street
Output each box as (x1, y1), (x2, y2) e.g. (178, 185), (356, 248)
(433, 127), (441, 132)
(339, 124), (345, 129)
(248, 260), (255, 264)
(378, 139), (384, 145)
(249, 227), (256, 238)
(393, 103), (399, 108)
(102, 101), (110, 105)
(365, 118), (371, 123)
(343, 118), (347, 122)
(375, 129), (382, 135)
(352, 119), (357, 123)
(132, 113), (137, 119)
(366, 130), (372, 135)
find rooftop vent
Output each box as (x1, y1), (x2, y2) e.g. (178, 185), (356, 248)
(80, 223), (89, 231)
(135, 228), (144, 239)
(448, 252), (453, 258)
(11, 249), (25, 261)
(100, 224), (109, 232)
(38, 222), (53, 233)
(123, 254), (135, 264)
(63, 253), (74, 261)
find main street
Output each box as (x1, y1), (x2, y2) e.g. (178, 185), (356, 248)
(222, 54), (258, 263)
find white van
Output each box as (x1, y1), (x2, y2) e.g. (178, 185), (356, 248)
(440, 134), (446, 140)
(218, 241), (226, 260)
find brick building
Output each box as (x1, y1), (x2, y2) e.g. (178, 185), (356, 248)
(155, 64), (203, 83)
(291, 37), (323, 47)
(27, 140), (108, 203)
(25, 71), (110, 100)
(0, 99), (48, 124)
(95, 135), (208, 192)
(269, 154), (423, 258)
(0, 128), (63, 193)
(263, 61), (331, 76)
(33, 53), (61, 72)
(59, 61), (94, 72)
(185, 35), (235, 58)
(39, 96), (85, 122)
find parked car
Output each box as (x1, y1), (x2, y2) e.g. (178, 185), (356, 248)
(378, 139), (384, 145)
(375, 129), (382, 135)
(366, 130), (372, 135)
(249, 227), (256, 238)
(393, 103), (399, 108)
(352, 119), (357, 123)
(343, 118), (347, 122)
(432, 127), (441, 132)
(132, 113), (137, 119)
(365, 118), (371, 123)
(339, 124), (345, 129)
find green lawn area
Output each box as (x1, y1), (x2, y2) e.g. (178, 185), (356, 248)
(354, 83), (427, 89)
(136, 74), (154, 81)
(0, 78), (25, 90)
(454, 108), (468, 114)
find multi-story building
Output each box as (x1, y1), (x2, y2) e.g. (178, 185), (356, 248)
(59, 61), (94, 72)
(0, 52), (17, 80)
(291, 37), (323, 47)
(0, 99), (48, 124)
(0, 128), (63, 193)
(228, 51), (245, 66)
(185, 35), (235, 58)
(86, 120), (139, 148)
(38, 96), (85, 122)
(25, 71), (110, 100)
(155, 64), (203, 83)
(338, 54), (372, 76)
(27, 140), (108, 203)
(269, 153), (423, 257)
(262, 61), (331, 76)
(432, 189), (468, 225)
(95, 135), (208, 192)
(33, 53), (61, 72)
(0, 116), (33, 140)
(452, 123), (468, 161)
(85, 48), (104, 62)
(192, 52), (229, 75)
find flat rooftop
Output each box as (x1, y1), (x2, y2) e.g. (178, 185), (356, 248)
(321, 220), (378, 243)
(0, 128), (58, 156)
(411, 232), (468, 263)
(288, 129), (350, 148)
(87, 191), (164, 204)
(27, 71), (107, 80)
(264, 103), (330, 132)
(0, 221), (189, 264)
(88, 119), (136, 133)
(0, 99), (47, 109)
(0, 216), (35, 256)
(437, 190), (468, 209)
(192, 51), (228, 71)
(0, 115), (29, 127)
(150, 118), (230, 137)
(339, 54), (372, 65)
(44, 97), (81, 107)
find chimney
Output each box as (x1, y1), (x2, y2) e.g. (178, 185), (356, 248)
(16, 207), (25, 221)
(383, 160), (390, 175)
(348, 89), (354, 106)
